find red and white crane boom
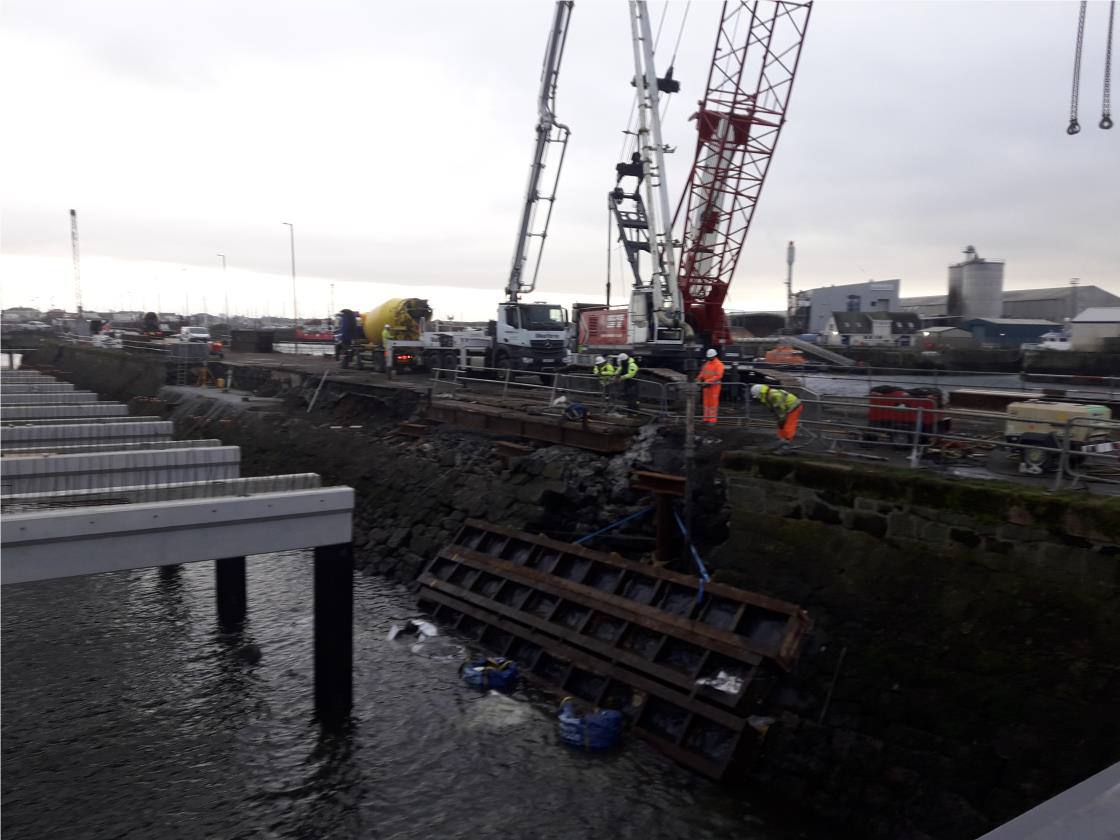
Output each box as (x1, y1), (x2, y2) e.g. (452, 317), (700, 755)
(674, 0), (812, 346)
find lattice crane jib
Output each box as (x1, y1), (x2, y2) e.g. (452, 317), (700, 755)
(675, 0), (812, 346)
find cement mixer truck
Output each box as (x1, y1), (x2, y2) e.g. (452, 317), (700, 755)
(347, 297), (569, 375)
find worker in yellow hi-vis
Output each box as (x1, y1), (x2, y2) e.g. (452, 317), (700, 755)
(616, 353), (639, 411)
(750, 383), (803, 451)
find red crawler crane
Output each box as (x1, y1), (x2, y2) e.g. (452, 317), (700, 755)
(674, 0), (812, 347)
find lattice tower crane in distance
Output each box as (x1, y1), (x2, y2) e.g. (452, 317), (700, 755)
(577, 0), (812, 369)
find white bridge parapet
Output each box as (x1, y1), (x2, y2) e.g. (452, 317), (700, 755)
(1, 487), (355, 585)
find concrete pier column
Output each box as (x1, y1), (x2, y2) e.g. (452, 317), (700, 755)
(314, 542), (353, 726)
(215, 556), (247, 626)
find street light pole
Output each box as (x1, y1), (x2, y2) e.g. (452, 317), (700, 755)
(217, 253), (228, 322)
(282, 222), (298, 353)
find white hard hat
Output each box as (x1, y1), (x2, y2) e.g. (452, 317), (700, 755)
(618, 353), (629, 362)
(706, 348), (717, 358)
(595, 356), (606, 365)
(750, 384), (765, 399)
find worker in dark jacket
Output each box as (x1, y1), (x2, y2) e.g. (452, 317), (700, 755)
(336, 309), (357, 364)
(750, 383), (803, 450)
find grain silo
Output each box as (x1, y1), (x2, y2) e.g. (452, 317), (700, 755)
(947, 264), (965, 317)
(949, 246), (1003, 319)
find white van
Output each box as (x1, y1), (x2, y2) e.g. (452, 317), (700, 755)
(179, 326), (211, 343)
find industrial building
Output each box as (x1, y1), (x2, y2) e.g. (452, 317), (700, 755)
(901, 284), (1120, 324)
(1070, 308), (1120, 352)
(959, 317), (1061, 348)
(915, 326), (974, 350)
(789, 279), (900, 334)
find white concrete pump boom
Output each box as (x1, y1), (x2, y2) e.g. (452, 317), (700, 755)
(506, 0), (574, 303)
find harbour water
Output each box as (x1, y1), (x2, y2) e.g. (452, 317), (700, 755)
(1, 553), (808, 840)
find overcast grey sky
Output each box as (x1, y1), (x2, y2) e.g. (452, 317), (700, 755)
(1, 0), (1117, 318)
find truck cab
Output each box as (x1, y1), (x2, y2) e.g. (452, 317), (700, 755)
(493, 302), (569, 372)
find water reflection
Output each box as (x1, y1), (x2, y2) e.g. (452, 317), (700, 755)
(2, 554), (810, 840)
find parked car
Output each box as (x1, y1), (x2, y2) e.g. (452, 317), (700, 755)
(23, 321), (51, 331)
(179, 326), (211, 343)
(92, 330), (123, 349)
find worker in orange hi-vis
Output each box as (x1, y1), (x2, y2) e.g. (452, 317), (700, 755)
(696, 348), (725, 424)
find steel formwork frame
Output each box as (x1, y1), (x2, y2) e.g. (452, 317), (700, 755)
(674, 1), (813, 345)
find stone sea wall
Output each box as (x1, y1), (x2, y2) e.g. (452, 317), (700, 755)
(711, 451), (1120, 839)
(31, 340), (166, 402)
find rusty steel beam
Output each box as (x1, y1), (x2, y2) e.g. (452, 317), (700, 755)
(437, 545), (774, 669)
(416, 585), (742, 780)
(425, 401), (634, 454)
(459, 518), (812, 668)
(631, 470), (687, 497)
(415, 520), (812, 780)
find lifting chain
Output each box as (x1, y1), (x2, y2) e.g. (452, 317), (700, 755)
(1102, 0), (1115, 129)
(1069, 1), (1087, 134)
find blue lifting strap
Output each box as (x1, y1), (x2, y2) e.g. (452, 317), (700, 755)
(672, 509), (711, 603)
(575, 506), (654, 545)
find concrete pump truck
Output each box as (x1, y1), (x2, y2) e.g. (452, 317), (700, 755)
(355, 2), (575, 377)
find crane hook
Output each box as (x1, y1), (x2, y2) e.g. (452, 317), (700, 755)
(1102, 115), (1115, 129)
(1068, 119), (1082, 134)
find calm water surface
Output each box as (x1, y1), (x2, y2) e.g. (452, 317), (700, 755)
(2, 553), (808, 840)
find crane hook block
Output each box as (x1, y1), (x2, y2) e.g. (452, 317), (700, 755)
(657, 66), (680, 95)
(1100, 115), (1114, 129)
(1067, 118), (1082, 135)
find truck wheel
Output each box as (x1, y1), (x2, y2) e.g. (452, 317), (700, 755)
(423, 350), (440, 372)
(493, 351), (513, 377)
(889, 430), (913, 449)
(441, 351), (458, 372)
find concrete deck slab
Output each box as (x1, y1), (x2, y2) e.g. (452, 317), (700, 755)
(2, 404), (130, 420)
(1, 420), (173, 451)
(2, 415), (160, 427)
(0, 445), (240, 494)
(0, 438), (224, 458)
(1, 383), (76, 393)
(976, 761), (1120, 840)
(0, 392), (100, 404)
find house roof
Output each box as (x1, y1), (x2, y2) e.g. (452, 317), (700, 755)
(960, 318), (1061, 326)
(1001, 285), (1119, 303)
(900, 285), (1120, 306)
(921, 326), (970, 335)
(830, 311), (920, 334)
(829, 312), (871, 334)
(1072, 307), (1120, 323)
